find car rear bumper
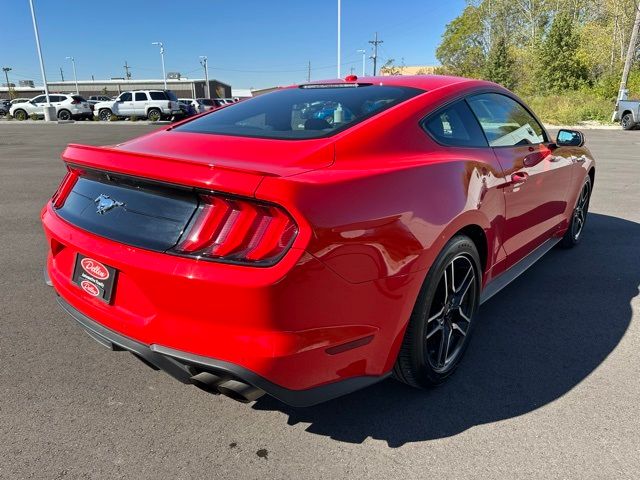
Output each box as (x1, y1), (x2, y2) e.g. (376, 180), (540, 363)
(54, 296), (388, 406)
(42, 202), (418, 401)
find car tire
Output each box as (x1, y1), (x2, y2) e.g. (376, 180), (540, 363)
(394, 235), (481, 388)
(13, 109), (28, 121)
(621, 113), (636, 131)
(560, 176), (591, 248)
(57, 109), (71, 121)
(147, 109), (161, 122)
(98, 109), (112, 121)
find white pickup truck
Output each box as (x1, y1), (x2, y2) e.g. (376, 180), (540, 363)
(94, 90), (181, 121)
(613, 99), (640, 130)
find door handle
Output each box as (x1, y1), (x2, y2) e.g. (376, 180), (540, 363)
(523, 150), (551, 167)
(511, 172), (528, 184)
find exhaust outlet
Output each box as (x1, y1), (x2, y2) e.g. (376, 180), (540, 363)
(190, 372), (226, 394)
(217, 379), (265, 403)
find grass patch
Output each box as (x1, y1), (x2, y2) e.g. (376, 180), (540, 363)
(522, 91), (614, 125)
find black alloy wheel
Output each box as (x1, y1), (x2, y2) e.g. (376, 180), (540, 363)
(394, 235), (481, 388)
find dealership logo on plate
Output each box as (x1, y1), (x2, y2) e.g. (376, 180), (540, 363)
(80, 280), (100, 297)
(80, 258), (110, 280)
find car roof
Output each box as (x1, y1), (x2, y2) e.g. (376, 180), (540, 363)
(297, 75), (496, 92)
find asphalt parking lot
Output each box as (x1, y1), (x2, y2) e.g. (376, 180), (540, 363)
(0, 123), (638, 479)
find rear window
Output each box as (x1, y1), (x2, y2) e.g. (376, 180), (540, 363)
(175, 84), (422, 140)
(72, 96), (86, 102)
(149, 91), (168, 100)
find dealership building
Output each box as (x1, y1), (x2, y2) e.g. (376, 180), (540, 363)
(0, 77), (232, 100)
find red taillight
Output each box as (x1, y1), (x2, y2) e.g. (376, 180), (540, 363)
(52, 168), (80, 208)
(174, 193), (298, 265)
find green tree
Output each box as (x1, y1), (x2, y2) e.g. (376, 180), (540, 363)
(436, 6), (486, 78)
(483, 36), (516, 89)
(536, 13), (589, 92)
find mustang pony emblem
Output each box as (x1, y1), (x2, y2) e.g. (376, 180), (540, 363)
(94, 194), (124, 215)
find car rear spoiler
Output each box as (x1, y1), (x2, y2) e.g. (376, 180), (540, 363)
(61, 143), (271, 197)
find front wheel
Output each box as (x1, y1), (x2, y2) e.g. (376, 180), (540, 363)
(13, 109), (28, 121)
(98, 109), (112, 121)
(561, 176), (591, 248)
(621, 113), (636, 131)
(394, 235), (481, 388)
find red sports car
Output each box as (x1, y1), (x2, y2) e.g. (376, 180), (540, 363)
(42, 75), (595, 406)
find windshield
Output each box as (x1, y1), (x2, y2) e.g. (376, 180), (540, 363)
(174, 84), (422, 140)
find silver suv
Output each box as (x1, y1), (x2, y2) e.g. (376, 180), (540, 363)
(94, 90), (181, 121)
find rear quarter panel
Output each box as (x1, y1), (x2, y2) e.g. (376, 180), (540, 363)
(257, 82), (511, 285)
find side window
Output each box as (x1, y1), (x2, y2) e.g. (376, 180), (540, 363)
(119, 92), (132, 102)
(135, 92), (148, 101)
(422, 100), (488, 147)
(467, 93), (545, 147)
(32, 95), (45, 103)
(52, 95), (65, 103)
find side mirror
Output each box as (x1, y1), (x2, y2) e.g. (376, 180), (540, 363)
(556, 129), (585, 147)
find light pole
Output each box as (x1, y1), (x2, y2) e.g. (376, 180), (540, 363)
(357, 50), (366, 76)
(199, 56), (210, 99)
(66, 56), (79, 94)
(28, 0), (54, 120)
(152, 42), (167, 89)
(337, 0), (341, 78)
(2, 67), (13, 99)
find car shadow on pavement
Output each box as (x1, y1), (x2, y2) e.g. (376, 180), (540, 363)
(252, 213), (639, 447)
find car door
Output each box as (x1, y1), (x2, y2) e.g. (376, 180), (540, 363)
(116, 92), (134, 115)
(421, 99), (509, 279)
(133, 92), (149, 116)
(29, 95), (48, 115)
(467, 93), (574, 268)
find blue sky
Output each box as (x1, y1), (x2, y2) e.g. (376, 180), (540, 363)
(1, 0), (465, 89)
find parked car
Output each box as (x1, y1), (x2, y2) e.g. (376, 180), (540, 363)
(179, 98), (206, 114)
(0, 99), (10, 116)
(87, 96), (113, 107)
(196, 98), (218, 111)
(10, 97), (31, 105)
(613, 98), (640, 130)
(9, 94), (92, 120)
(177, 100), (198, 118)
(42, 75), (595, 406)
(94, 90), (181, 121)
(88, 95), (112, 102)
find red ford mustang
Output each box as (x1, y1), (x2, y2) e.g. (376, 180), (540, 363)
(42, 75), (595, 406)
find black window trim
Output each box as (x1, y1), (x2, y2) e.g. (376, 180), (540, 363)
(419, 87), (550, 149)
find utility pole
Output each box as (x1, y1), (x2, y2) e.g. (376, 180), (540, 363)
(3, 67), (13, 99)
(369, 32), (383, 76)
(59, 67), (64, 81)
(123, 61), (131, 80)
(307, 61), (311, 83)
(199, 56), (210, 98)
(613, 4), (640, 121)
